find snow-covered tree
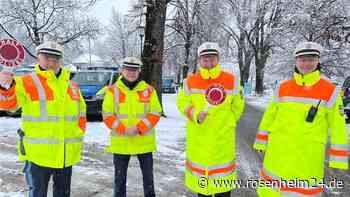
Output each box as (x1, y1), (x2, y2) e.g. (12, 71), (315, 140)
(0, 0), (101, 59)
(272, 0), (350, 79)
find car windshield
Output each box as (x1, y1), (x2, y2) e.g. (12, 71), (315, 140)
(163, 79), (173, 86)
(73, 72), (110, 85)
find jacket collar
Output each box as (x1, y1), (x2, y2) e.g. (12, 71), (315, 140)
(121, 76), (141, 90)
(34, 64), (70, 82)
(117, 76), (147, 91)
(293, 70), (321, 87)
(199, 64), (221, 80)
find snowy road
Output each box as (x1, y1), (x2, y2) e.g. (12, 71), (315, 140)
(0, 94), (349, 196)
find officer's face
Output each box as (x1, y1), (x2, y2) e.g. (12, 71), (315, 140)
(122, 67), (141, 82)
(200, 54), (219, 69)
(37, 53), (62, 72)
(296, 56), (319, 75)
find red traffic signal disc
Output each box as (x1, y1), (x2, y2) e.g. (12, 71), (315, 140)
(205, 84), (226, 105)
(0, 39), (25, 68)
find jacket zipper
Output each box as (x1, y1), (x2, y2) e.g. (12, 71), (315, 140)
(61, 77), (66, 168)
(63, 142), (66, 168)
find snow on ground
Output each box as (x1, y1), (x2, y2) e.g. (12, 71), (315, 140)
(0, 192), (23, 197)
(83, 122), (109, 145)
(156, 95), (186, 156)
(244, 93), (271, 111)
(83, 94), (186, 160)
(0, 152), (17, 162)
(1, 94), (186, 155)
(0, 94), (187, 197)
(0, 118), (21, 136)
(0, 94), (187, 168)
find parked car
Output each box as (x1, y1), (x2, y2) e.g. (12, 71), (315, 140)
(162, 78), (176, 94)
(85, 65), (120, 72)
(72, 70), (119, 118)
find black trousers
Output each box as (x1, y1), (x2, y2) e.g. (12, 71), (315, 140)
(198, 191), (231, 197)
(23, 161), (72, 197)
(113, 152), (155, 197)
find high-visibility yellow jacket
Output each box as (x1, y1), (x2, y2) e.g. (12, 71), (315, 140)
(0, 64), (86, 168)
(253, 70), (348, 197)
(102, 78), (162, 154)
(176, 65), (245, 195)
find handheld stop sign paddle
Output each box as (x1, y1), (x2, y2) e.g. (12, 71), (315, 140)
(0, 39), (25, 88)
(204, 84), (226, 112)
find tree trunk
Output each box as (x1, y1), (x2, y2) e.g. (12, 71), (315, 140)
(177, 66), (182, 85)
(255, 61), (264, 95)
(255, 53), (268, 95)
(182, 41), (191, 82)
(193, 55), (198, 74)
(237, 31), (252, 86)
(182, 64), (189, 81)
(121, 39), (126, 58)
(141, 0), (168, 112)
(237, 42), (245, 85)
(242, 55), (252, 85)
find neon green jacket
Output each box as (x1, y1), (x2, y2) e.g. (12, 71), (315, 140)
(177, 65), (244, 195)
(254, 70), (348, 197)
(102, 78), (162, 154)
(0, 64), (86, 168)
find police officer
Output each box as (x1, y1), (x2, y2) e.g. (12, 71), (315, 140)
(177, 42), (244, 197)
(253, 42), (348, 197)
(0, 41), (87, 197)
(102, 57), (162, 197)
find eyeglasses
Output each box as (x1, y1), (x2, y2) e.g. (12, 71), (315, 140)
(296, 57), (319, 63)
(123, 67), (140, 72)
(42, 55), (61, 63)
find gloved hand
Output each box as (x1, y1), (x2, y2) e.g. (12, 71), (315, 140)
(124, 126), (139, 136)
(197, 111), (209, 124)
(0, 69), (14, 89)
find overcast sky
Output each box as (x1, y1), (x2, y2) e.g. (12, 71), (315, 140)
(90, 0), (133, 25)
